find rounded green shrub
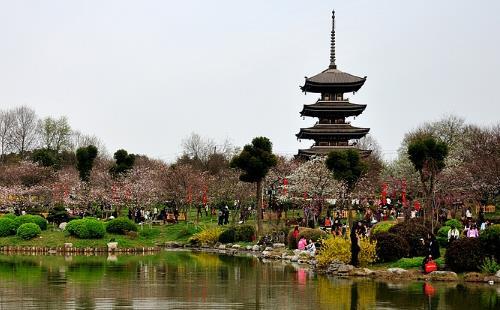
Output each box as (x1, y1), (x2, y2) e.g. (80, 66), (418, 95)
(17, 223), (41, 240)
(218, 227), (237, 243)
(13, 215), (48, 230)
(445, 219), (463, 230)
(0, 218), (17, 237)
(235, 224), (256, 242)
(105, 217), (138, 235)
(389, 220), (430, 257)
(66, 218), (105, 239)
(373, 232), (410, 262)
(445, 237), (484, 272)
(370, 221), (396, 236)
(479, 224), (500, 260)
(287, 228), (327, 249)
(2, 213), (16, 220)
(437, 226), (451, 247)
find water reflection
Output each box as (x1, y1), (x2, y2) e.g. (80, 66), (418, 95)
(0, 252), (497, 309)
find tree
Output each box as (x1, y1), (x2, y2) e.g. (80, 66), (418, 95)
(407, 136), (448, 228)
(0, 109), (15, 160)
(325, 149), (368, 225)
(230, 137), (277, 236)
(38, 116), (72, 153)
(110, 149), (135, 176)
(76, 145), (98, 182)
(11, 106), (38, 155)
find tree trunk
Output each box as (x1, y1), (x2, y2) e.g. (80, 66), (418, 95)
(256, 180), (263, 237)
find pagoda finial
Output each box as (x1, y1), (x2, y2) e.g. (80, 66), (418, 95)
(329, 10), (337, 69)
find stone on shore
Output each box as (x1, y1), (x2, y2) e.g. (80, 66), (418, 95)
(232, 244), (241, 249)
(252, 245), (261, 251)
(429, 271), (458, 281)
(464, 272), (484, 282)
(273, 243), (285, 248)
(496, 270), (500, 279)
(245, 245), (253, 251)
(264, 247), (273, 252)
(387, 268), (407, 275)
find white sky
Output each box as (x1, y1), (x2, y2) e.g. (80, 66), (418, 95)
(1, 0), (499, 162)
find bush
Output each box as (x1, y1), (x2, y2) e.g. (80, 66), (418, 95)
(106, 217), (138, 235)
(389, 220), (430, 257)
(17, 223), (41, 240)
(316, 236), (351, 267)
(235, 224), (256, 242)
(0, 218), (17, 237)
(480, 257), (500, 274)
(66, 218), (105, 239)
(13, 215), (48, 230)
(445, 237), (484, 272)
(445, 219), (463, 230)
(479, 224), (500, 260)
(373, 232), (410, 262)
(2, 213), (16, 220)
(316, 236), (377, 267)
(218, 227), (237, 243)
(287, 228), (327, 249)
(437, 226), (451, 247)
(189, 227), (223, 246)
(370, 221), (396, 236)
(47, 205), (70, 225)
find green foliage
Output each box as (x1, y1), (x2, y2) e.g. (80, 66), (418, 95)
(370, 221), (396, 236)
(235, 224), (256, 242)
(110, 149), (135, 176)
(373, 232), (410, 262)
(46, 205), (70, 225)
(2, 214), (16, 220)
(445, 219), (463, 230)
(189, 227), (223, 246)
(388, 220), (430, 257)
(0, 218), (17, 237)
(437, 226), (451, 247)
(325, 149), (367, 191)
(390, 256), (445, 269)
(13, 215), (48, 230)
(480, 257), (500, 274)
(407, 136), (448, 173)
(230, 137), (277, 183)
(299, 228), (327, 242)
(445, 237), (484, 272)
(76, 145), (98, 182)
(31, 148), (59, 167)
(218, 227), (236, 243)
(479, 224), (500, 260)
(66, 218), (105, 239)
(105, 217), (138, 235)
(17, 223), (41, 240)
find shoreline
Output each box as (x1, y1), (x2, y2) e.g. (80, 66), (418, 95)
(1, 242), (499, 285)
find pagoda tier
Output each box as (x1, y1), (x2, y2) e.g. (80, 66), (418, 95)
(300, 68), (366, 94)
(300, 99), (366, 118)
(296, 123), (369, 140)
(298, 146), (371, 158)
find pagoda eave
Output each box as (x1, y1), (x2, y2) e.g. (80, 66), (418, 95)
(296, 146), (372, 158)
(300, 81), (365, 94)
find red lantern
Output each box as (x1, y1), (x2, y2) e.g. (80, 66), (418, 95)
(283, 178), (288, 196)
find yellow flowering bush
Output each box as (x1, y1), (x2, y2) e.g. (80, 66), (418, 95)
(316, 236), (377, 267)
(189, 227), (223, 246)
(359, 237), (377, 267)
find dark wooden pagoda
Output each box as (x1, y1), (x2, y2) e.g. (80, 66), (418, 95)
(296, 11), (370, 158)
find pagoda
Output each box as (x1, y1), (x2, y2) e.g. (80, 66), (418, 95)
(296, 11), (370, 158)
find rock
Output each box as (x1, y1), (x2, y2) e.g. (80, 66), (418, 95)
(429, 271), (458, 281)
(388, 268), (407, 275)
(226, 243), (233, 248)
(63, 243), (73, 248)
(290, 256), (299, 262)
(338, 264), (354, 274)
(59, 222), (67, 230)
(245, 245), (253, 251)
(464, 272), (484, 282)
(496, 270), (500, 279)
(351, 268), (375, 276)
(293, 249), (302, 256)
(262, 251), (271, 257)
(218, 244), (226, 250)
(264, 247), (273, 252)
(165, 242), (182, 248)
(273, 243), (285, 248)
(252, 245), (260, 252)
(232, 244), (241, 249)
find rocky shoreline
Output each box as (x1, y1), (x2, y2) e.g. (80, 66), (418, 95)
(164, 241), (500, 285)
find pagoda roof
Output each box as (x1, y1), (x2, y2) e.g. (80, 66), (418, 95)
(301, 68), (366, 94)
(300, 100), (366, 117)
(296, 123), (370, 140)
(296, 146), (372, 158)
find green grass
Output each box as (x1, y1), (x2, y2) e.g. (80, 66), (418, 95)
(389, 257), (445, 269)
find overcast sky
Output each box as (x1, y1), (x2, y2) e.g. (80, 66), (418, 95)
(1, 0), (499, 162)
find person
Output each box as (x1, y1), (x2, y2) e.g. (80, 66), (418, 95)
(324, 217), (332, 231)
(480, 220), (490, 231)
(465, 207), (472, 220)
(217, 208), (224, 226)
(292, 226), (300, 242)
(306, 239), (316, 256)
(297, 237), (307, 251)
(422, 254), (435, 273)
(350, 221), (361, 267)
(427, 233), (440, 259)
(173, 206), (179, 224)
(224, 206), (230, 225)
(467, 224), (479, 238)
(447, 225), (460, 242)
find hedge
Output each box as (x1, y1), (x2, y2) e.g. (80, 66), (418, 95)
(106, 217), (138, 235)
(445, 237), (484, 272)
(17, 223), (42, 240)
(66, 218), (105, 239)
(389, 220), (430, 257)
(373, 232), (410, 262)
(0, 218), (17, 237)
(13, 215), (48, 230)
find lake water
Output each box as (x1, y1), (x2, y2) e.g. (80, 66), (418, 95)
(0, 251), (497, 309)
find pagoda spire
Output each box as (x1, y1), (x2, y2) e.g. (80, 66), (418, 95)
(329, 10), (337, 69)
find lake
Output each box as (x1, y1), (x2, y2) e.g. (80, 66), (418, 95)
(0, 251), (497, 309)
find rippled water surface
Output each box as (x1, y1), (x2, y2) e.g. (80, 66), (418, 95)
(0, 251), (497, 309)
